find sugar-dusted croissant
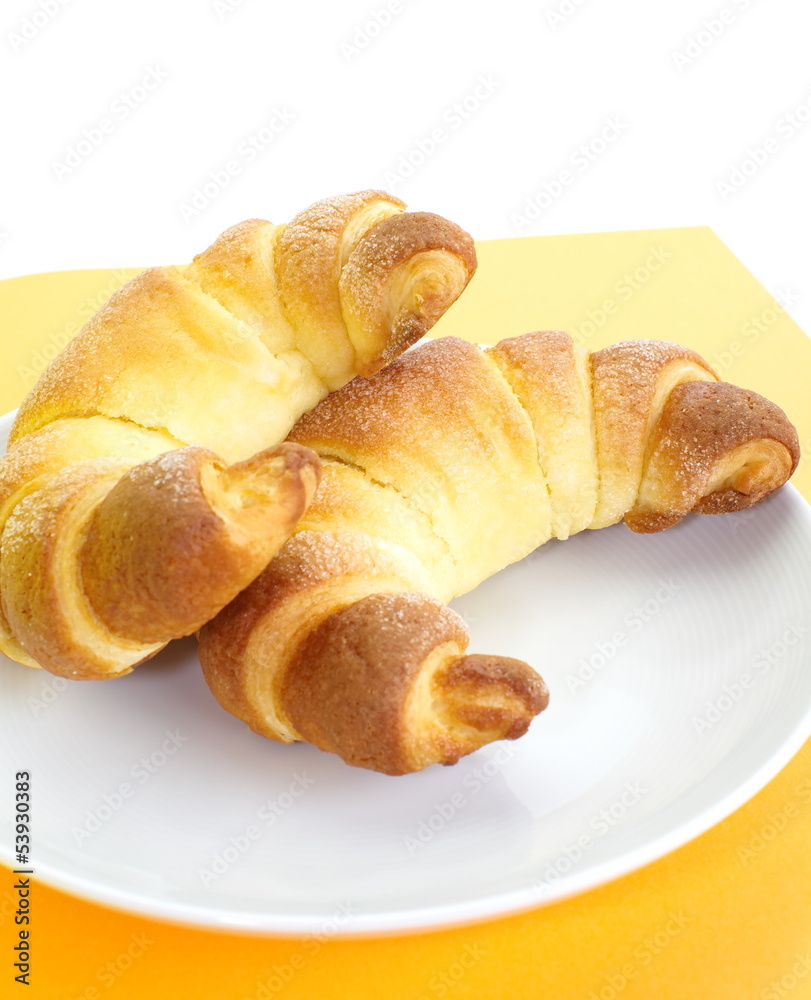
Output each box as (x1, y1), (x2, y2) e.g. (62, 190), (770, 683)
(0, 191), (477, 679)
(199, 331), (799, 775)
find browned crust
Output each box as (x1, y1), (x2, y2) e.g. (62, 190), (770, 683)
(340, 212), (478, 375)
(489, 329), (575, 373)
(590, 340), (716, 431)
(197, 528), (421, 737)
(626, 381), (800, 532)
(186, 218), (281, 329)
(280, 592), (547, 775)
(436, 654), (549, 740)
(591, 338), (713, 385)
(199, 529), (393, 682)
(590, 340), (717, 524)
(281, 593), (468, 774)
(274, 190), (405, 356)
(289, 336), (488, 455)
(80, 447), (230, 644)
(81, 444), (320, 645)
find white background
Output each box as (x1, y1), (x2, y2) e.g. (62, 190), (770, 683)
(0, 0), (809, 337)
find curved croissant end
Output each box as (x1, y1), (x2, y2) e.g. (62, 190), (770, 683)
(276, 191), (477, 384)
(1, 443), (320, 679)
(274, 190), (405, 387)
(626, 381), (800, 533)
(339, 212), (478, 376)
(282, 593), (548, 775)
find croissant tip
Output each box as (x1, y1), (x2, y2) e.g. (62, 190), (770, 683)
(431, 654), (549, 749)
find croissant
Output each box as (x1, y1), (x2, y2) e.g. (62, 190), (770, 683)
(198, 331), (800, 775)
(0, 191), (477, 679)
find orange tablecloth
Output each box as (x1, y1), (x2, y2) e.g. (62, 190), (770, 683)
(1, 227), (809, 1000)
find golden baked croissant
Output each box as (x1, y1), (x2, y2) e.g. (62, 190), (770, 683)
(198, 331), (799, 775)
(0, 191), (476, 679)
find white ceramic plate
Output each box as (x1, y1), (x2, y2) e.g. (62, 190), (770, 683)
(1, 407), (810, 936)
